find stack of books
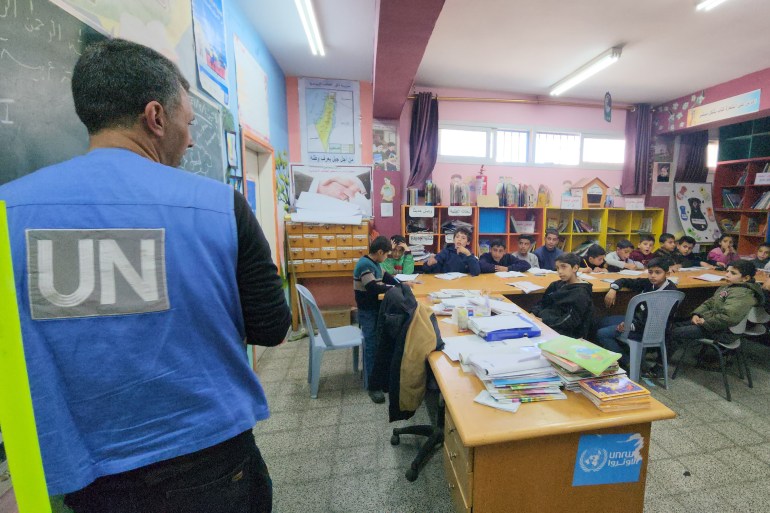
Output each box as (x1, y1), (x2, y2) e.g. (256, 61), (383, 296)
(577, 375), (651, 412)
(539, 336), (621, 377)
(543, 352), (626, 392)
(722, 189), (743, 209)
(462, 347), (566, 404)
(751, 191), (770, 209)
(468, 313), (542, 341)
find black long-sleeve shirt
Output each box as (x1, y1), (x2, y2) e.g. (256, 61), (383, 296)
(233, 191), (291, 346)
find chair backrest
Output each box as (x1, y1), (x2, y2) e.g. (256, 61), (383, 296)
(295, 284), (333, 347)
(621, 290), (685, 345)
(747, 305), (770, 324)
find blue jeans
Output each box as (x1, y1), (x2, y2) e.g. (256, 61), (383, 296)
(595, 315), (628, 365)
(65, 431), (272, 513)
(358, 308), (379, 387)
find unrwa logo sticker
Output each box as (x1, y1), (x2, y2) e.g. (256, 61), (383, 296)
(579, 447), (608, 472)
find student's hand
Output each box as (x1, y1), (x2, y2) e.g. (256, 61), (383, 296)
(624, 263), (637, 270)
(533, 316), (542, 322)
(426, 256), (437, 266)
(593, 267), (608, 273)
(762, 279), (770, 292)
(398, 242), (409, 252)
(692, 315), (705, 325)
(715, 262), (727, 269)
(456, 246), (471, 256)
(604, 289), (617, 308)
(495, 265), (508, 272)
(616, 321), (625, 333)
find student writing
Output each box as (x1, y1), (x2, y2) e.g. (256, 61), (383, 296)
(605, 239), (644, 272)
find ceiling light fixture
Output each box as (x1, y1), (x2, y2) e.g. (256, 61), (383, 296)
(695, 0), (730, 11)
(295, 0), (325, 56)
(549, 46), (623, 97)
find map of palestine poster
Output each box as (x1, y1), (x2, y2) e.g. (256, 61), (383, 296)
(298, 78), (361, 165)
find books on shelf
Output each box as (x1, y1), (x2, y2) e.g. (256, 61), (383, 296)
(747, 217), (760, 234)
(718, 218), (736, 233)
(736, 166), (749, 185)
(751, 191), (770, 209)
(721, 189), (743, 209)
(636, 217), (653, 233)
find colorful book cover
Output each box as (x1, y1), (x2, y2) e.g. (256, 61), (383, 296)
(579, 375), (650, 400)
(539, 336), (621, 376)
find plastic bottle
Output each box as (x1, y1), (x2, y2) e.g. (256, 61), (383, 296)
(475, 165), (488, 200)
(456, 306), (469, 331)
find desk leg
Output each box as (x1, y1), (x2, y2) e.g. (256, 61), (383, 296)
(289, 272), (300, 331)
(471, 422), (651, 513)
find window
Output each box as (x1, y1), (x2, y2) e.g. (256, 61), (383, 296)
(534, 132), (580, 165)
(438, 128), (488, 158)
(582, 137), (625, 164)
(707, 141), (719, 169)
(495, 130), (528, 163)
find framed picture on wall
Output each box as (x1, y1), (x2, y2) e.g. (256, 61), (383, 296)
(226, 131), (238, 168)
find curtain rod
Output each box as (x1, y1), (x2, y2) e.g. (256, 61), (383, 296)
(407, 94), (635, 111)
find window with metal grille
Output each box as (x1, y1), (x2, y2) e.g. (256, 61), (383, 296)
(495, 130), (528, 163)
(534, 132), (580, 165)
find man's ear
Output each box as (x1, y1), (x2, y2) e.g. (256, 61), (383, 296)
(144, 101), (165, 137)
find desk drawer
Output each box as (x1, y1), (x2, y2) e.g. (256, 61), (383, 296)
(304, 223), (336, 235)
(289, 247), (304, 259)
(351, 223), (368, 235)
(285, 222), (303, 235)
(445, 412), (474, 476)
(319, 247), (338, 259)
(287, 235), (303, 248)
(303, 234), (323, 249)
(303, 247), (321, 260)
(304, 259), (323, 272)
(443, 445), (472, 513)
(337, 259), (354, 271)
(336, 234), (353, 246)
(320, 234), (337, 246)
(352, 234), (369, 246)
(320, 259), (339, 271)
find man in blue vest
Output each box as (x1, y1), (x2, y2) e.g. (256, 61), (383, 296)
(0, 39), (290, 512)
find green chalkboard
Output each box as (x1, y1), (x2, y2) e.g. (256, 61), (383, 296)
(0, 0), (226, 186)
(0, 0), (105, 185)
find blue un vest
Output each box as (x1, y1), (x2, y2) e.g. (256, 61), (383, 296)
(0, 149), (269, 495)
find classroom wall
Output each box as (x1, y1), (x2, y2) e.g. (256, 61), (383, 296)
(399, 87), (628, 204)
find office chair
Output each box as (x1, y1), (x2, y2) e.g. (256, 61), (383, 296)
(390, 381), (445, 482)
(615, 290), (685, 389)
(295, 284), (363, 398)
(672, 306), (761, 401)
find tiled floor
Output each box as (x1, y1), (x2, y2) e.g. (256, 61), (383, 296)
(254, 336), (770, 513)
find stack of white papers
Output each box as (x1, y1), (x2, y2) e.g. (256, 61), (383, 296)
(494, 271), (526, 278)
(577, 272), (597, 280)
(508, 281), (545, 294)
(678, 266), (706, 272)
(693, 273), (726, 282)
(601, 278), (616, 284)
(394, 274), (419, 282)
(618, 269), (645, 276)
(291, 192), (365, 224)
(441, 289), (481, 297)
(474, 390), (521, 413)
(528, 268), (556, 276)
(470, 297), (523, 315)
(441, 334), (538, 362)
(435, 272), (467, 280)
(464, 346), (548, 377)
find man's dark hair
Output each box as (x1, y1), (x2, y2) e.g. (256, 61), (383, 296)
(390, 234), (406, 245)
(639, 234), (655, 243)
(545, 228), (559, 238)
(72, 39), (190, 134)
(730, 260), (757, 279)
(455, 227), (472, 240)
(519, 235), (535, 244)
(490, 239), (506, 249)
(677, 236), (696, 245)
(585, 244), (606, 259)
(555, 252), (580, 268)
(759, 242), (770, 251)
(647, 257), (671, 272)
(616, 239), (633, 250)
(369, 235), (391, 254)
(659, 233), (675, 243)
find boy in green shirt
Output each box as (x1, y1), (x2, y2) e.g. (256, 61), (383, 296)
(381, 235), (415, 275)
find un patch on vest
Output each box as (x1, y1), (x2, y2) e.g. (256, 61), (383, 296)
(26, 229), (170, 320)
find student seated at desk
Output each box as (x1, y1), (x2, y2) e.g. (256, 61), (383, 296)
(605, 239), (644, 272)
(530, 253), (593, 338)
(750, 242), (770, 270)
(381, 235), (414, 275)
(422, 227), (481, 276)
(652, 233), (676, 262)
(669, 235), (712, 271)
(671, 260), (763, 360)
(707, 234), (740, 270)
(515, 234), (540, 268)
(594, 257), (677, 369)
(629, 234), (655, 267)
(534, 229), (563, 271)
(479, 239), (531, 273)
(354, 235), (399, 403)
(579, 244), (609, 273)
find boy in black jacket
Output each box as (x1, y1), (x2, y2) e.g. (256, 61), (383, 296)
(479, 239), (531, 273)
(594, 257), (677, 368)
(670, 235), (713, 271)
(652, 233), (676, 262)
(530, 253), (593, 338)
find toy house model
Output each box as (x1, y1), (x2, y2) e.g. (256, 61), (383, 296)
(571, 178), (608, 208)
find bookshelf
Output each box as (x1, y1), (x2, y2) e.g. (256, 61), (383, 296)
(545, 208), (664, 253)
(477, 207), (544, 253)
(713, 116), (770, 255)
(401, 205), (478, 255)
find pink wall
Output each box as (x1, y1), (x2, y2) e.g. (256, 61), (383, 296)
(653, 67), (770, 135)
(399, 87), (628, 204)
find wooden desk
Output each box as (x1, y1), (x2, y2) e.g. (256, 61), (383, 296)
(432, 317), (675, 513)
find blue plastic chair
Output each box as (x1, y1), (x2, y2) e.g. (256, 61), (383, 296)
(615, 290), (685, 389)
(295, 284), (363, 398)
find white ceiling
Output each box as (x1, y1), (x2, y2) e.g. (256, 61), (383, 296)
(237, 0), (770, 105)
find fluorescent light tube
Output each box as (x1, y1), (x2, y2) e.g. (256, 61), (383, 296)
(295, 0), (325, 57)
(549, 46), (622, 97)
(696, 0), (730, 11)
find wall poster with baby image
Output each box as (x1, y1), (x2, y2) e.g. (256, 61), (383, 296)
(674, 182), (719, 243)
(290, 164), (373, 216)
(651, 162), (673, 196)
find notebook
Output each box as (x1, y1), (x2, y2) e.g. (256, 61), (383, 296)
(539, 336), (621, 376)
(693, 273), (726, 282)
(508, 281), (545, 294)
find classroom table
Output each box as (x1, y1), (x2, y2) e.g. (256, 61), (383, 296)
(431, 314), (676, 513)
